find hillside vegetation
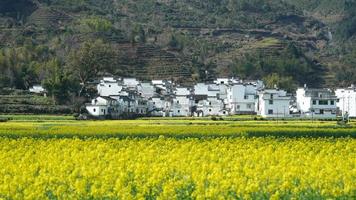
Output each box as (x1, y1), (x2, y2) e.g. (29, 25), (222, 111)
(0, 0), (355, 104)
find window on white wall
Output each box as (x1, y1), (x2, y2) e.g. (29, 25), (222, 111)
(269, 100), (273, 105)
(319, 100), (328, 105)
(268, 109), (273, 114)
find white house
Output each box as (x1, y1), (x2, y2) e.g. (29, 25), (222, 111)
(296, 86), (338, 118)
(86, 96), (118, 118)
(171, 87), (192, 117)
(194, 83), (220, 98)
(227, 84), (258, 115)
(257, 89), (292, 118)
(245, 80), (265, 90)
(148, 97), (166, 117)
(335, 85), (356, 117)
(137, 83), (155, 99)
(215, 84), (229, 103)
(123, 78), (140, 88)
(214, 78), (231, 85)
(195, 96), (225, 116)
(134, 98), (148, 115)
(152, 80), (164, 85)
(213, 77), (241, 85)
(113, 95), (134, 115)
(29, 85), (46, 94)
(97, 77), (123, 97)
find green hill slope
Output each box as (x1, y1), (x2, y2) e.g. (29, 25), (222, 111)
(0, 0), (355, 94)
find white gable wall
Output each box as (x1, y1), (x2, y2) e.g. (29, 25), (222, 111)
(97, 82), (123, 97)
(123, 78), (140, 88)
(86, 105), (108, 117)
(335, 88), (356, 117)
(227, 84), (257, 114)
(172, 96), (191, 116)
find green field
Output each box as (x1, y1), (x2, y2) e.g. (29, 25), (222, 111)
(0, 116), (355, 139)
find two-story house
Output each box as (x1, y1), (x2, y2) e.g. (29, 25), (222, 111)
(296, 86), (338, 118)
(227, 84), (258, 115)
(86, 96), (118, 118)
(171, 87), (193, 117)
(257, 89), (292, 118)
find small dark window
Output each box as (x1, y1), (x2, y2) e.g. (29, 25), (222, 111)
(209, 109), (212, 112)
(221, 81), (224, 84)
(153, 102), (156, 105)
(269, 100), (273, 105)
(244, 95), (248, 99)
(271, 94), (274, 99)
(93, 108), (96, 112)
(319, 100), (328, 105)
(313, 100), (317, 105)
(320, 109), (324, 114)
(178, 110), (180, 113)
(330, 100), (334, 105)
(268, 109), (273, 114)
(109, 85), (111, 87)
(177, 100), (180, 104)
(223, 111), (226, 114)
(209, 102), (212, 105)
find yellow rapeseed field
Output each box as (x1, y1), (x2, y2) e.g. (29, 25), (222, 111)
(0, 137), (355, 199)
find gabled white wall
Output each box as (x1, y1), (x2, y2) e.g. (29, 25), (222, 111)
(86, 105), (108, 117)
(227, 84), (257, 114)
(97, 82), (123, 97)
(335, 88), (356, 117)
(171, 96), (191, 117)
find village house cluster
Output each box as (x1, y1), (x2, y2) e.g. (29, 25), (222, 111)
(83, 77), (356, 119)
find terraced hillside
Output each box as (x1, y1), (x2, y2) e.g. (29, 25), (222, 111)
(0, 89), (73, 114)
(0, 0), (355, 93)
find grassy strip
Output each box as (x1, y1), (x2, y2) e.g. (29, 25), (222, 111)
(0, 114), (75, 121)
(0, 120), (355, 139)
